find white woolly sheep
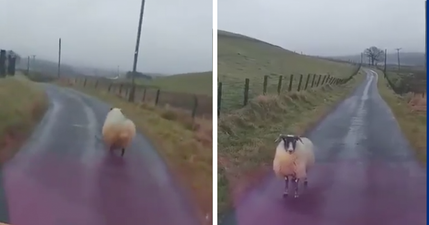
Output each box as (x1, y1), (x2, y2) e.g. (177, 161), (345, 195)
(273, 134), (315, 198)
(101, 107), (136, 156)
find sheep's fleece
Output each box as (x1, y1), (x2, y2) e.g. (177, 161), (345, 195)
(101, 107), (136, 150)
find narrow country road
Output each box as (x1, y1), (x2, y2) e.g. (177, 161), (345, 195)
(220, 69), (427, 225)
(1, 84), (201, 225)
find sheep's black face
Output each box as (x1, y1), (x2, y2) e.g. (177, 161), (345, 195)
(282, 135), (300, 154)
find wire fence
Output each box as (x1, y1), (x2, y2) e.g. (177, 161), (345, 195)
(61, 76), (212, 119)
(218, 63), (362, 116)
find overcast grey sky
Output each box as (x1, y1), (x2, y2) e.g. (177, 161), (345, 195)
(219, 0), (425, 56)
(0, 0), (212, 74)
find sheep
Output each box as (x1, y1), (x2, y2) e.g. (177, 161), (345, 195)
(273, 134), (315, 198)
(101, 107), (136, 156)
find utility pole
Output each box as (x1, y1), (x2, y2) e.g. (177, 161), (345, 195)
(395, 48), (402, 71)
(26, 56), (30, 75)
(128, 0), (147, 102)
(29, 55), (36, 73)
(384, 49), (387, 76)
(58, 38), (62, 78)
(360, 53), (363, 65)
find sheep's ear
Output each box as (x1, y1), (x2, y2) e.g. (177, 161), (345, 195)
(296, 136), (303, 143)
(109, 107), (113, 111)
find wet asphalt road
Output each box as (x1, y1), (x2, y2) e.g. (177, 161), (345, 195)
(2, 84), (201, 225)
(220, 69), (427, 225)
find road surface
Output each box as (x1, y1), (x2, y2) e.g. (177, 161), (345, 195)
(220, 69), (427, 225)
(1, 84), (201, 225)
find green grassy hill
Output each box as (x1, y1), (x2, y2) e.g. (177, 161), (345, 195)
(218, 30), (358, 111)
(136, 71), (212, 96)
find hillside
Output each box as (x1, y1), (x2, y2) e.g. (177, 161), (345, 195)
(17, 58), (80, 77)
(136, 71), (212, 96)
(218, 29), (359, 111)
(15, 56), (168, 79)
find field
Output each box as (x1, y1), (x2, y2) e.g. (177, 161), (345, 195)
(218, 30), (360, 111)
(57, 74), (213, 224)
(135, 71), (212, 96)
(377, 68), (427, 165)
(217, 30), (365, 216)
(0, 75), (48, 164)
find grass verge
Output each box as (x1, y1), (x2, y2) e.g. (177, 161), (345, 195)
(376, 70), (427, 165)
(0, 76), (48, 164)
(218, 70), (365, 216)
(57, 82), (213, 225)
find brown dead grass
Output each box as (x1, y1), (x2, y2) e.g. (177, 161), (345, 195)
(377, 70), (427, 165)
(218, 70), (366, 216)
(0, 76), (48, 164)
(56, 79), (213, 225)
(407, 94), (426, 112)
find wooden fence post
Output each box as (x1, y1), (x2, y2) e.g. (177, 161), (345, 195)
(243, 78), (250, 106)
(288, 75), (294, 92)
(218, 82), (222, 116)
(263, 75), (268, 95)
(155, 89), (161, 105)
(304, 74), (310, 90)
(277, 76), (283, 95)
(142, 88), (147, 101)
(191, 95), (198, 119)
(311, 74), (316, 87)
(321, 75), (327, 85)
(297, 74), (303, 91)
(316, 75), (322, 86)
(108, 83), (112, 92)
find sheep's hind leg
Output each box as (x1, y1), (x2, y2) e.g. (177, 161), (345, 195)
(283, 176), (289, 197)
(121, 148), (125, 156)
(303, 177), (308, 188)
(293, 178), (299, 198)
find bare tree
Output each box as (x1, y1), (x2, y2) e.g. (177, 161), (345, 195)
(364, 46), (385, 66)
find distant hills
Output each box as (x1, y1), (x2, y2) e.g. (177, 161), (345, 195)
(330, 52), (425, 66)
(14, 55), (167, 78)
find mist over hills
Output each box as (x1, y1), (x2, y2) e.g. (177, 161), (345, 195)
(329, 52), (425, 66)
(14, 56), (168, 78)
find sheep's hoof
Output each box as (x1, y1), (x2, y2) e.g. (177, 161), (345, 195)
(294, 193), (299, 198)
(282, 192), (288, 198)
(121, 149), (125, 156)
